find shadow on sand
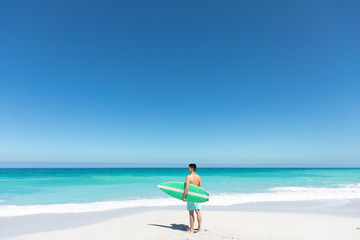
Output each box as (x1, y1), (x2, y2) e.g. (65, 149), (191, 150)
(148, 223), (189, 231)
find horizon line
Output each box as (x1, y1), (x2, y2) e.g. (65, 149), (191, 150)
(0, 161), (359, 168)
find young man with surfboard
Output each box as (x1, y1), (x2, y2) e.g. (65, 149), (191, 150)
(182, 163), (202, 234)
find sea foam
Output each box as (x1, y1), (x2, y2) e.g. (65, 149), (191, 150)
(1, 184), (359, 217)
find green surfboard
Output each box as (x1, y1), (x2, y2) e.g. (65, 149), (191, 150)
(158, 182), (210, 203)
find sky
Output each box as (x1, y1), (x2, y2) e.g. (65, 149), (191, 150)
(0, 0), (359, 167)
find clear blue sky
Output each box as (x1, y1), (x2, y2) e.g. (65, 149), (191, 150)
(1, 0), (359, 167)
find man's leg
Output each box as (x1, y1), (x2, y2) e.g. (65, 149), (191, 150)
(195, 209), (202, 231)
(186, 210), (195, 233)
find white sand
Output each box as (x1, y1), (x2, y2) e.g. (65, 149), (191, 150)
(5, 210), (360, 240)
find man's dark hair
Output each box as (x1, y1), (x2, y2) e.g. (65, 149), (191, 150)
(189, 163), (197, 171)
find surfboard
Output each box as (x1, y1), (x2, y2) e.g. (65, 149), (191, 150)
(158, 182), (210, 203)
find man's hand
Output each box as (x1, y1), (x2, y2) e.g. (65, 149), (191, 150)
(182, 197), (186, 202)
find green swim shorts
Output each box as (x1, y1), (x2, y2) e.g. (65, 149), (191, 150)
(187, 202), (201, 211)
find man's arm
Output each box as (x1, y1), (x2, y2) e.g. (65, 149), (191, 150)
(182, 176), (190, 202)
(199, 176), (202, 188)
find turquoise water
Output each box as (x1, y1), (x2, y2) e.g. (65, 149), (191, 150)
(1, 168), (360, 206)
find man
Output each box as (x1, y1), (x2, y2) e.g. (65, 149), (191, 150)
(182, 163), (202, 234)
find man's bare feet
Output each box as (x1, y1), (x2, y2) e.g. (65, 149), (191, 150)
(197, 227), (201, 232)
(185, 229), (194, 234)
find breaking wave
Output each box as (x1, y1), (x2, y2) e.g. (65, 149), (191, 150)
(1, 184), (359, 217)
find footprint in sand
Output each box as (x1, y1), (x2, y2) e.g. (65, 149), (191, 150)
(195, 228), (208, 234)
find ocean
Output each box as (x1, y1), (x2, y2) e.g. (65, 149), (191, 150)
(1, 168), (360, 217)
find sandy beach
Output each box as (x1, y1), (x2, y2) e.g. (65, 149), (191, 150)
(2, 200), (360, 240)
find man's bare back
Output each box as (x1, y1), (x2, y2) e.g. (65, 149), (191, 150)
(187, 173), (201, 187)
